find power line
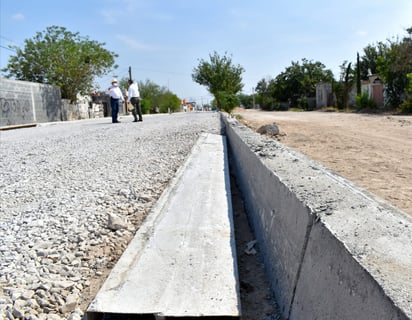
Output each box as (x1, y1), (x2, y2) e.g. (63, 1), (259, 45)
(0, 35), (20, 53)
(0, 35), (17, 42)
(0, 35), (22, 46)
(133, 66), (188, 76)
(0, 45), (16, 52)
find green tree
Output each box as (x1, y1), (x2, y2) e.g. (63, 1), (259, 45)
(342, 61), (354, 109)
(138, 79), (163, 113)
(137, 79), (180, 114)
(255, 78), (278, 110)
(334, 60), (359, 109)
(260, 58), (333, 109)
(407, 73), (412, 94)
(356, 52), (362, 95)
(359, 43), (387, 78)
(300, 59), (334, 97)
(215, 91), (239, 113)
(358, 28), (412, 108)
(273, 61), (304, 104)
(378, 28), (412, 108)
(192, 51), (244, 113)
(399, 72), (412, 113)
(2, 25), (118, 102)
(237, 93), (254, 109)
(157, 92), (181, 113)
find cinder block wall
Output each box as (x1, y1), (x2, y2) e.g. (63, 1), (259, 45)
(224, 116), (412, 320)
(0, 78), (62, 126)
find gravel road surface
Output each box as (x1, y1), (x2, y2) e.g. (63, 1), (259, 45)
(0, 112), (223, 319)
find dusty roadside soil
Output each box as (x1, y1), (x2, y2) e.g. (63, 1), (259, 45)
(234, 108), (412, 217)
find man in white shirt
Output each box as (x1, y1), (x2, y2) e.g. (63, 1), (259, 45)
(106, 79), (124, 123)
(127, 79), (143, 122)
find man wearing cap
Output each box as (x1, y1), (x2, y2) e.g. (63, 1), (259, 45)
(106, 79), (124, 123)
(127, 79), (143, 122)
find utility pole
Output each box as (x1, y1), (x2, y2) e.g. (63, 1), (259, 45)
(126, 67), (132, 116)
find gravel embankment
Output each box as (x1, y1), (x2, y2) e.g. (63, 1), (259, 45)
(0, 112), (223, 319)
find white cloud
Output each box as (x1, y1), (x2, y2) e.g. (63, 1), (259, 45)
(12, 13), (24, 21)
(99, 0), (150, 24)
(99, 9), (119, 25)
(355, 30), (368, 37)
(116, 34), (155, 51)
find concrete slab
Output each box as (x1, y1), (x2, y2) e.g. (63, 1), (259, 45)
(86, 133), (240, 318)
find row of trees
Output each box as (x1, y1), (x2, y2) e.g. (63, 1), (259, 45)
(1, 25), (181, 114)
(192, 27), (412, 113)
(358, 28), (412, 111)
(2, 26), (117, 102)
(253, 59), (334, 110)
(118, 78), (181, 114)
(1, 28), (246, 115)
(2, 25), (412, 114)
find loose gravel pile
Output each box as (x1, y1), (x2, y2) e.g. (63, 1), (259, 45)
(0, 112), (223, 319)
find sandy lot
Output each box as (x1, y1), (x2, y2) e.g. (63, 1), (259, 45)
(234, 108), (412, 217)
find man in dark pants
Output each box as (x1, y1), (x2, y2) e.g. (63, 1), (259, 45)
(127, 79), (143, 122)
(106, 79), (124, 123)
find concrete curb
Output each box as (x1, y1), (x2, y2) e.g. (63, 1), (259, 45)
(0, 123), (37, 130)
(224, 116), (412, 320)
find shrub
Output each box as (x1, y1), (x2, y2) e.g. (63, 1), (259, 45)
(399, 99), (412, 114)
(356, 93), (377, 111)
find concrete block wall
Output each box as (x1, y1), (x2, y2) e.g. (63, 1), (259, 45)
(224, 117), (412, 320)
(0, 78), (62, 126)
(315, 82), (332, 108)
(61, 99), (103, 121)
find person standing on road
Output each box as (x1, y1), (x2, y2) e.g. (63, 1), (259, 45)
(106, 79), (124, 123)
(127, 79), (143, 122)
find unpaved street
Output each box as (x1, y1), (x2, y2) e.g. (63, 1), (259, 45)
(234, 108), (412, 217)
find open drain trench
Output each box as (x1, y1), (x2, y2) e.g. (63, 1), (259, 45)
(88, 158), (281, 319)
(86, 116), (412, 320)
(86, 133), (256, 319)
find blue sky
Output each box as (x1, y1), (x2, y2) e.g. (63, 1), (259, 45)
(1, 0), (411, 105)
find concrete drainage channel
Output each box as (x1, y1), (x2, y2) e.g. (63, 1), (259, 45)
(86, 134), (244, 319)
(86, 114), (412, 320)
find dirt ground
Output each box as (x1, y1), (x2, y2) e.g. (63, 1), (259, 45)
(230, 171), (282, 320)
(233, 108), (412, 217)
